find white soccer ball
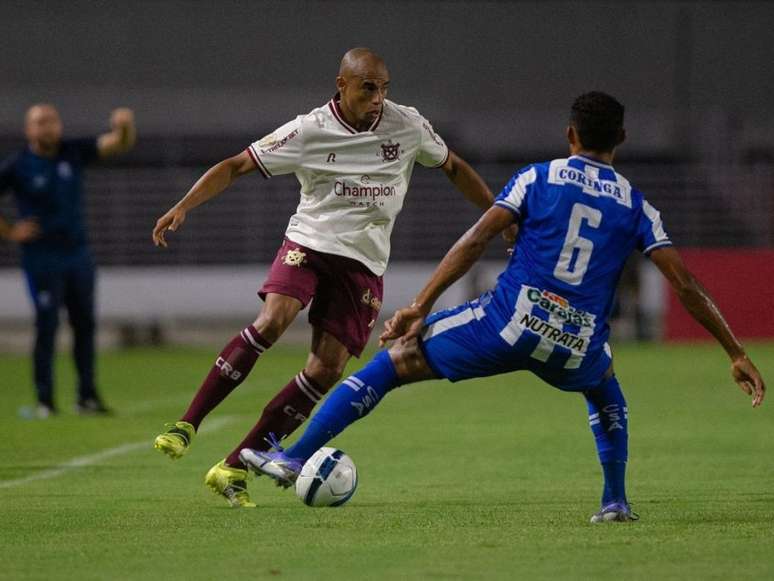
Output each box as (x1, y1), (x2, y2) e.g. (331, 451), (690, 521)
(295, 447), (358, 507)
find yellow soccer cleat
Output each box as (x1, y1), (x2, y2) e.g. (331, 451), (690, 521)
(153, 421), (196, 460)
(204, 460), (256, 508)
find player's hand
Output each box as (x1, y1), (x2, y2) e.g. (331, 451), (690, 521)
(110, 108), (134, 129)
(6, 219), (40, 243)
(731, 355), (765, 407)
(379, 304), (426, 347)
(153, 207), (186, 248)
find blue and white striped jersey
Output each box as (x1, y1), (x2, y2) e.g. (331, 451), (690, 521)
(491, 154), (671, 374)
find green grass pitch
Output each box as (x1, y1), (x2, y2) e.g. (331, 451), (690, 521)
(1, 342), (773, 580)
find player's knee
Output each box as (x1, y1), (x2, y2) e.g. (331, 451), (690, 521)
(304, 361), (344, 390)
(388, 339), (434, 383)
(252, 311), (292, 342)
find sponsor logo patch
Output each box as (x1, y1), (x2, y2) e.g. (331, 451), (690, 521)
(257, 133), (277, 148)
(520, 313), (587, 353)
(525, 288), (594, 328)
(334, 179), (396, 208)
(259, 129), (299, 154)
(361, 289), (382, 311)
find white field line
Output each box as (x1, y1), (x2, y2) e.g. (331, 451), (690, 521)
(0, 415), (236, 490)
(122, 393), (197, 414)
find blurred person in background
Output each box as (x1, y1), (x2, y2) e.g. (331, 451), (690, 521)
(0, 104), (136, 418)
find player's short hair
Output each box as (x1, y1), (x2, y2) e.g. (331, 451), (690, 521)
(569, 92), (625, 152)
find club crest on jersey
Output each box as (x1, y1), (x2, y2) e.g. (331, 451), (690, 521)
(282, 248), (307, 267)
(361, 289), (382, 311)
(57, 161), (72, 179)
(379, 140), (400, 162)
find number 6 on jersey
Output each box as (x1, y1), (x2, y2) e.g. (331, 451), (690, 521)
(553, 203), (602, 285)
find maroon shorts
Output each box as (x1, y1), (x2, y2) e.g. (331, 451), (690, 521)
(259, 238), (384, 357)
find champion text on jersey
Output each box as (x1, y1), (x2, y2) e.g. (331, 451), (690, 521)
(334, 179), (397, 206)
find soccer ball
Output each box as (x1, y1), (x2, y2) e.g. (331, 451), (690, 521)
(295, 447), (358, 507)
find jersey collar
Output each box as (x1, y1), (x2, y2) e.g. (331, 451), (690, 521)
(570, 154), (614, 169)
(328, 93), (383, 134)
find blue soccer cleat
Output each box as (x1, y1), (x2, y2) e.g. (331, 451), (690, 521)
(589, 501), (639, 523)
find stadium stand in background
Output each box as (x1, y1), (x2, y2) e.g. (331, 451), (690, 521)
(1, 131), (772, 348)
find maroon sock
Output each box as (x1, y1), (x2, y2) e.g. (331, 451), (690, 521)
(225, 370), (325, 468)
(181, 325), (271, 429)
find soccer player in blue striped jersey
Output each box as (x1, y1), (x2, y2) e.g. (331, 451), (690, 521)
(242, 92), (766, 522)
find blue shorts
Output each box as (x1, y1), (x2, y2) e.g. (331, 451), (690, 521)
(418, 287), (612, 392)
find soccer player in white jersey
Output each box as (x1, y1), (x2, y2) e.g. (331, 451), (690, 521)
(150, 48), (497, 507)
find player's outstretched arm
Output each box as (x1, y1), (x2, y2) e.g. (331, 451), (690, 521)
(440, 150), (517, 245)
(380, 205), (515, 346)
(440, 150), (494, 210)
(97, 108), (137, 158)
(649, 246), (766, 407)
(152, 150), (256, 248)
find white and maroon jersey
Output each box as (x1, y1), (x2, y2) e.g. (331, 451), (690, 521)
(246, 96), (449, 276)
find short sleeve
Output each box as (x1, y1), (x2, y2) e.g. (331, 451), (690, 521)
(246, 117), (304, 179)
(415, 116), (449, 168)
(637, 198), (672, 254)
(494, 165), (538, 218)
(67, 137), (99, 165)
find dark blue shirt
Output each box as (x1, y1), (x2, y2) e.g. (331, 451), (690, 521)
(0, 138), (98, 269)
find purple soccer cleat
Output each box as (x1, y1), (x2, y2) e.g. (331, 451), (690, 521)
(589, 501), (639, 524)
(239, 433), (303, 489)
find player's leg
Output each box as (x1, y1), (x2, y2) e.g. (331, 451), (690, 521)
(240, 296), (497, 484)
(222, 327), (349, 470)
(63, 255), (107, 414)
(238, 251), (389, 483)
(207, 328), (349, 507)
(154, 239), (318, 459)
(240, 338), (435, 485)
(206, 327), (344, 508)
(24, 268), (64, 416)
(154, 293), (302, 460)
(584, 374), (637, 523)
(180, 293), (301, 427)
(243, 292), (531, 487)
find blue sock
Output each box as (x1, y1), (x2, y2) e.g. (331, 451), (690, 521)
(286, 351), (401, 462)
(584, 376), (629, 505)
